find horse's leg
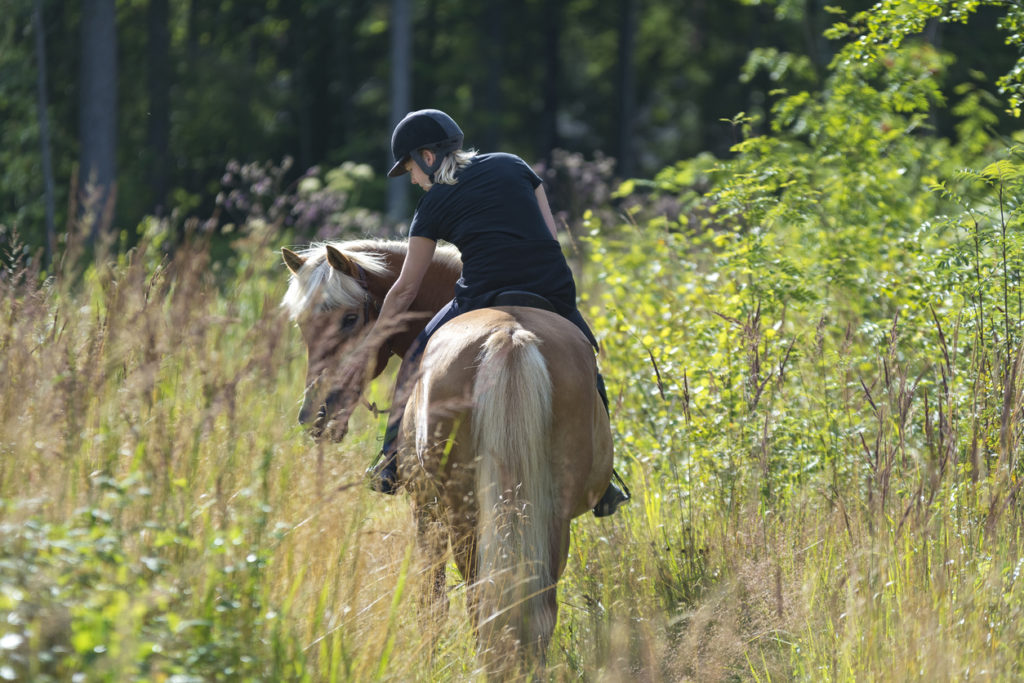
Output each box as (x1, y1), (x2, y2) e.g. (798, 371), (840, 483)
(449, 526), (479, 630)
(413, 501), (449, 629)
(535, 518), (572, 659)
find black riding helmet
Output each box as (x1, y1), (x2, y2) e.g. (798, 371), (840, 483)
(388, 109), (464, 181)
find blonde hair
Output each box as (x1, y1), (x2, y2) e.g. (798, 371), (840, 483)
(431, 149), (477, 185)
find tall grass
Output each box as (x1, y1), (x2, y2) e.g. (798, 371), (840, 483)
(5, 149), (1024, 681)
(0, 221), (463, 680)
(5, 207), (1023, 682)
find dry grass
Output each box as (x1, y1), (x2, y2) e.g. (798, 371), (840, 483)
(2, 222), (1024, 681)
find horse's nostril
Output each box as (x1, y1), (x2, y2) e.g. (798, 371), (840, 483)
(324, 389), (341, 413)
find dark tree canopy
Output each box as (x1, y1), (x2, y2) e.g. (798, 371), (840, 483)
(0, 0), (1019, 251)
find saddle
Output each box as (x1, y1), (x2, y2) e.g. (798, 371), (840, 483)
(492, 289), (556, 313)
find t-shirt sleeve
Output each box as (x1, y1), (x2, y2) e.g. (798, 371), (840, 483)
(408, 194), (442, 241)
(514, 155), (543, 189)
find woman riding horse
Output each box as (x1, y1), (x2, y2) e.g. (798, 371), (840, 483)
(367, 108), (627, 517)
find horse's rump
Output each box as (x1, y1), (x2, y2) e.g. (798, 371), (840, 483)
(400, 307), (613, 661)
(403, 307), (612, 515)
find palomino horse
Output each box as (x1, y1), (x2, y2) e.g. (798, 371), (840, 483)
(281, 239), (613, 670)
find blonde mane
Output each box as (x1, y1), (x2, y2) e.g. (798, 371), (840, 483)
(281, 239), (461, 319)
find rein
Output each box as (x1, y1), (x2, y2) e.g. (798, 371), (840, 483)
(362, 399), (388, 418)
(352, 263), (393, 415)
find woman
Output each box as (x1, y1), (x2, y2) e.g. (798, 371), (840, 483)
(370, 108), (627, 517)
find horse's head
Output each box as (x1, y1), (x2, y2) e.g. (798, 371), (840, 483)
(281, 243), (392, 440)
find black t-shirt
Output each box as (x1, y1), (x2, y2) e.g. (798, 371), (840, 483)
(409, 152), (577, 315)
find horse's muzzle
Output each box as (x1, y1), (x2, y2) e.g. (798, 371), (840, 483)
(299, 389), (350, 442)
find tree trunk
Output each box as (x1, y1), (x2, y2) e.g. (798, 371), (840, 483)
(79, 0), (118, 238)
(186, 0), (198, 62)
(539, 0), (562, 164)
(803, 0), (832, 76)
(33, 0), (57, 266)
(479, 1), (504, 151)
(147, 0), (170, 216)
(387, 0), (411, 223)
(615, 0), (637, 178)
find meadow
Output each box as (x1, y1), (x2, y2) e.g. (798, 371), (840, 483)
(5, 6), (1024, 680)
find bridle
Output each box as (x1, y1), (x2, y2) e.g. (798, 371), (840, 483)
(352, 263), (380, 323)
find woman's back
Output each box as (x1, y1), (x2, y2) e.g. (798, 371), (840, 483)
(410, 153), (575, 311)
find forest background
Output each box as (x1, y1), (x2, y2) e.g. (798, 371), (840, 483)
(5, 0), (1024, 680)
(3, 0), (1015, 248)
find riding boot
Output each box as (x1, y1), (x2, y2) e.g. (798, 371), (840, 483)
(593, 371), (630, 517)
(593, 482), (629, 517)
(368, 420), (401, 495)
(369, 451), (398, 495)
(367, 332), (432, 497)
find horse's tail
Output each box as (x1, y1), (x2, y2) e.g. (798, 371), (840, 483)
(472, 325), (556, 661)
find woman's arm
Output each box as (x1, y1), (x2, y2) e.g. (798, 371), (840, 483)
(534, 185), (558, 239)
(377, 235), (437, 324)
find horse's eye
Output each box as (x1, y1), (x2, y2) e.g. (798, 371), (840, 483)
(341, 313), (360, 331)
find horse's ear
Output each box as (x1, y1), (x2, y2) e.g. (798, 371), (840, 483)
(282, 248), (306, 274)
(325, 245), (359, 278)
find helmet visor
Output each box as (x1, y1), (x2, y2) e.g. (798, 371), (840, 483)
(388, 155), (409, 178)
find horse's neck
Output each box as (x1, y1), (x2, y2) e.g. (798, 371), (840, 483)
(373, 244), (458, 315)
(370, 243), (460, 355)
(418, 257), (460, 313)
